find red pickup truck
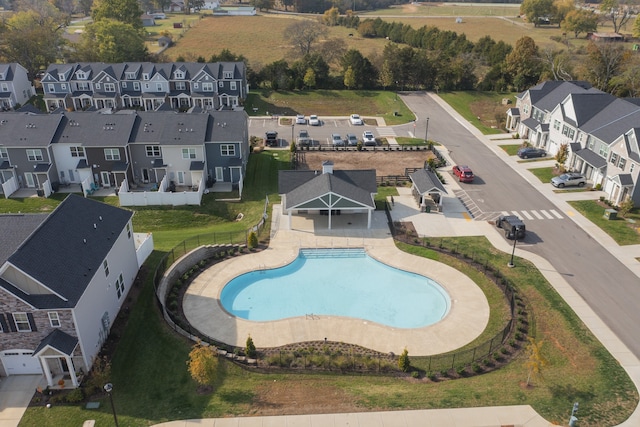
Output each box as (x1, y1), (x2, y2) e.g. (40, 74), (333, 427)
(452, 165), (474, 183)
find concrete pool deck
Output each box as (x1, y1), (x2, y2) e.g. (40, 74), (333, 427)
(183, 204), (490, 356)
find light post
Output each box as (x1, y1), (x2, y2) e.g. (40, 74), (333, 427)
(291, 123), (294, 147)
(395, 81), (398, 101)
(508, 227), (519, 268)
(424, 117), (430, 145)
(569, 402), (579, 427)
(104, 383), (119, 427)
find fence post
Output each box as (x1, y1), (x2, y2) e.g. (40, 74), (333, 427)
(451, 353), (456, 370)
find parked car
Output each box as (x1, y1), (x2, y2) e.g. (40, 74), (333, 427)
(551, 172), (586, 188)
(496, 215), (526, 240)
(331, 133), (345, 146)
(265, 131), (278, 147)
(295, 114), (306, 125)
(362, 131), (376, 146)
(452, 165), (474, 183)
(309, 115), (320, 126)
(350, 114), (363, 125)
(517, 147), (547, 159)
(345, 134), (358, 146)
(297, 130), (312, 147)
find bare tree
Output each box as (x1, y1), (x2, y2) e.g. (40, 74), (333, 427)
(599, 0), (633, 33)
(539, 48), (574, 81)
(283, 20), (328, 57)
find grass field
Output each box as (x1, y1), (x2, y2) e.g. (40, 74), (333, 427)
(569, 200), (640, 246)
(438, 91), (515, 135)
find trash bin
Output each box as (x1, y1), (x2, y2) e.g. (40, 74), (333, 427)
(425, 205), (431, 213)
(604, 209), (617, 220)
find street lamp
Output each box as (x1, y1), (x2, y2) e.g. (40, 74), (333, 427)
(104, 383), (119, 427)
(424, 117), (430, 146)
(508, 227), (519, 268)
(291, 123), (295, 147)
(395, 81), (398, 101)
(569, 402), (579, 427)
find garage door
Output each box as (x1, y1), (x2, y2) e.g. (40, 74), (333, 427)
(1, 350), (42, 375)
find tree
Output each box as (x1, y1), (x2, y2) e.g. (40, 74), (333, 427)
(250, 0), (274, 12)
(283, 20), (328, 57)
(600, 0), (632, 34)
(343, 66), (356, 89)
(74, 19), (148, 62)
(505, 36), (543, 91)
(634, 13), (640, 37)
(0, 9), (67, 79)
(539, 48), (574, 81)
(91, 0), (144, 30)
(555, 143), (569, 165)
(303, 68), (316, 88)
(317, 38), (347, 67)
(520, 0), (554, 27)
(186, 341), (218, 387)
(583, 41), (631, 92)
(323, 6), (339, 26)
(525, 337), (548, 386)
(245, 335), (257, 358)
(551, 0), (575, 25)
(561, 9), (598, 38)
(398, 347), (410, 372)
(340, 49), (376, 89)
(610, 55), (640, 97)
(379, 60), (394, 90)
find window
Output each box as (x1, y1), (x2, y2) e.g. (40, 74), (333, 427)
(202, 82), (213, 91)
(77, 82), (89, 91)
(224, 71), (233, 78)
(146, 145), (161, 157)
(13, 313), (31, 332)
(218, 81), (224, 88)
(143, 73), (149, 80)
(610, 153), (618, 165)
(618, 158), (626, 170)
(48, 84), (55, 92)
(182, 148), (196, 159)
(126, 223), (131, 239)
(156, 83), (163, 92)
(116, 273), (125, 299)
(133, 82), (140, 90)
(599, 144), (609, 158)
(193, 83), (199, 89)
(122, 82), (127, 88)
(104, 149), (120, 161)
(175, 81), (186, 90)
(0, 147), (7, 159)
(1, 83), (8, 91)
(70, 146), (84, 157)
(553, 120), (560, 131)
(221, 144), (235, 156)
(26, 149), (43, 161)
(95, 83), (100, 89)
(561, 125), (575, 139)
(76, 71), (85, 79)
(587, 136), (595, 150)
(61, 83), (67, 90)
(48, 312), (61, 327)
(103, 259), (109, 277)
(144, 83), (150, 90)
(631, 163), (635, 173)
(104, 83), (115, 92)
(230, 82), (236, 90)
(174, 71), (184, 79)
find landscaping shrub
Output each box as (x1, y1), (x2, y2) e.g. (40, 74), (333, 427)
(245, 335), (257, 358)
(64, 388), (85, 403)
(398, 348), (410, 372)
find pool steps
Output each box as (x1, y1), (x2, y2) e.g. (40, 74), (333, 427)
(299, 248), (366, 258)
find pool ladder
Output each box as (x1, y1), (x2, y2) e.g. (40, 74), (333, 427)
(305, 313), (319, 320)
(257, 264), (266, 274)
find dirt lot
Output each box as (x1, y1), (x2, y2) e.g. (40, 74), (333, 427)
(296, 150), (432, 176)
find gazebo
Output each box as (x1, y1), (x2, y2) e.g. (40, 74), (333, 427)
(409, 168), (447, 212)
(278, 161), (377, 229)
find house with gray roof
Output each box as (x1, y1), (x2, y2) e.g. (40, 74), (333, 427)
(0, 194), (152, 387)
(409, 168), (447, 212)
(0, 63), (35, 110)
(278, 161), (377, 229)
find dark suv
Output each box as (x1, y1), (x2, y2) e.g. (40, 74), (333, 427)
(496, 215), (526, 240)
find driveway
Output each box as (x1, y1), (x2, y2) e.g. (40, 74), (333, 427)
(0, 375), (42, 427)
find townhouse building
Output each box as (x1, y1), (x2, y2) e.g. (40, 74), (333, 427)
(0, 63), (36, 110)
(41, 61), (247, 113)
(507, 81), (640, 206)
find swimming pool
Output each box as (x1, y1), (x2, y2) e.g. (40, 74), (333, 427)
(220, 248), (451, 329)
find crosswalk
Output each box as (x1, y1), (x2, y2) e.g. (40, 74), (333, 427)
(454, 190), (564, 222)
(376, 127), (396, 137)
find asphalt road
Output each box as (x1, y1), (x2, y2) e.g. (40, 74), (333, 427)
(400, 92), (640, 359)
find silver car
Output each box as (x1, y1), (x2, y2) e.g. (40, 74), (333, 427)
(295, 114), (306, 125)
(551, 173), (586, 188)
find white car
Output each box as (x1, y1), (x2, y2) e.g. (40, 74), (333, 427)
(295, 114), (306, 125)
(350, 114), (363, 125)
(309, 115), (320, 126)
(363, 131), (376, 146)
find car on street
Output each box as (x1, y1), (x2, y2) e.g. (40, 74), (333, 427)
(517, 147), (547, 159)
(495, 215), (526, 240)
(452, 165), (474, 183)
(345, 134), (358, 146)
(265, 131), (278, 147)
(331, 133), (345, 146)
(295, 114), (306, 125)
(551, 172), (586, 188)
(349, 114), (363, 125)
(309, 115), (320, 126)
(362, 131), (376, 146)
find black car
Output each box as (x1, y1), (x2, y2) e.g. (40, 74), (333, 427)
(496, 215), (526, 240)
(265, 131), (278, 147)
(517, 147), (546, 159)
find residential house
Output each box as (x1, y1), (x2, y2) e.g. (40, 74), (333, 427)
(278, 161), (377, 230)
(0, 63), (36, 110)
(0, 112), (63, 196)
(42, 62), (247, 113)
(141, 14), (156, 27)
(0, 194), (152, 386)
(205, 110), (249, 185)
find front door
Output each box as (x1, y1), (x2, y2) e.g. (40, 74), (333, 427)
(101, 171), (110, 188)
(24, 172), (35, 188)
(59, 357), (69, 373)
(215, 167), (224, 182)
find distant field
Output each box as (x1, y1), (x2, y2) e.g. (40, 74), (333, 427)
(364, 2), (521, 17)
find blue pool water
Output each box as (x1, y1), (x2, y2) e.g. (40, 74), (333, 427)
(220, 248), (451, 329)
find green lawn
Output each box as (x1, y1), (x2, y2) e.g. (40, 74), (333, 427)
(499, 144), (522, 156)
(396, 137), (428, 146)
(245, 90), (416, 125)
(569, 200), (640, 246)
(438, 91), (516, 135)
(529, 167), (555, 183)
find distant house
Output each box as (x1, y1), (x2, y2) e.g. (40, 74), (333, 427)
(203, 0), (220, 9)
(588, 32), (624, 42)
(212, 6), (257, 15)
(278, 161), (377, 229)
(0, 63), (36, 110)
(141, 14), (156, 27)
(0, 194), (153, 386)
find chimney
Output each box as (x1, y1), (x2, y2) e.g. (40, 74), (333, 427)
(322, 160), (334, 175)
